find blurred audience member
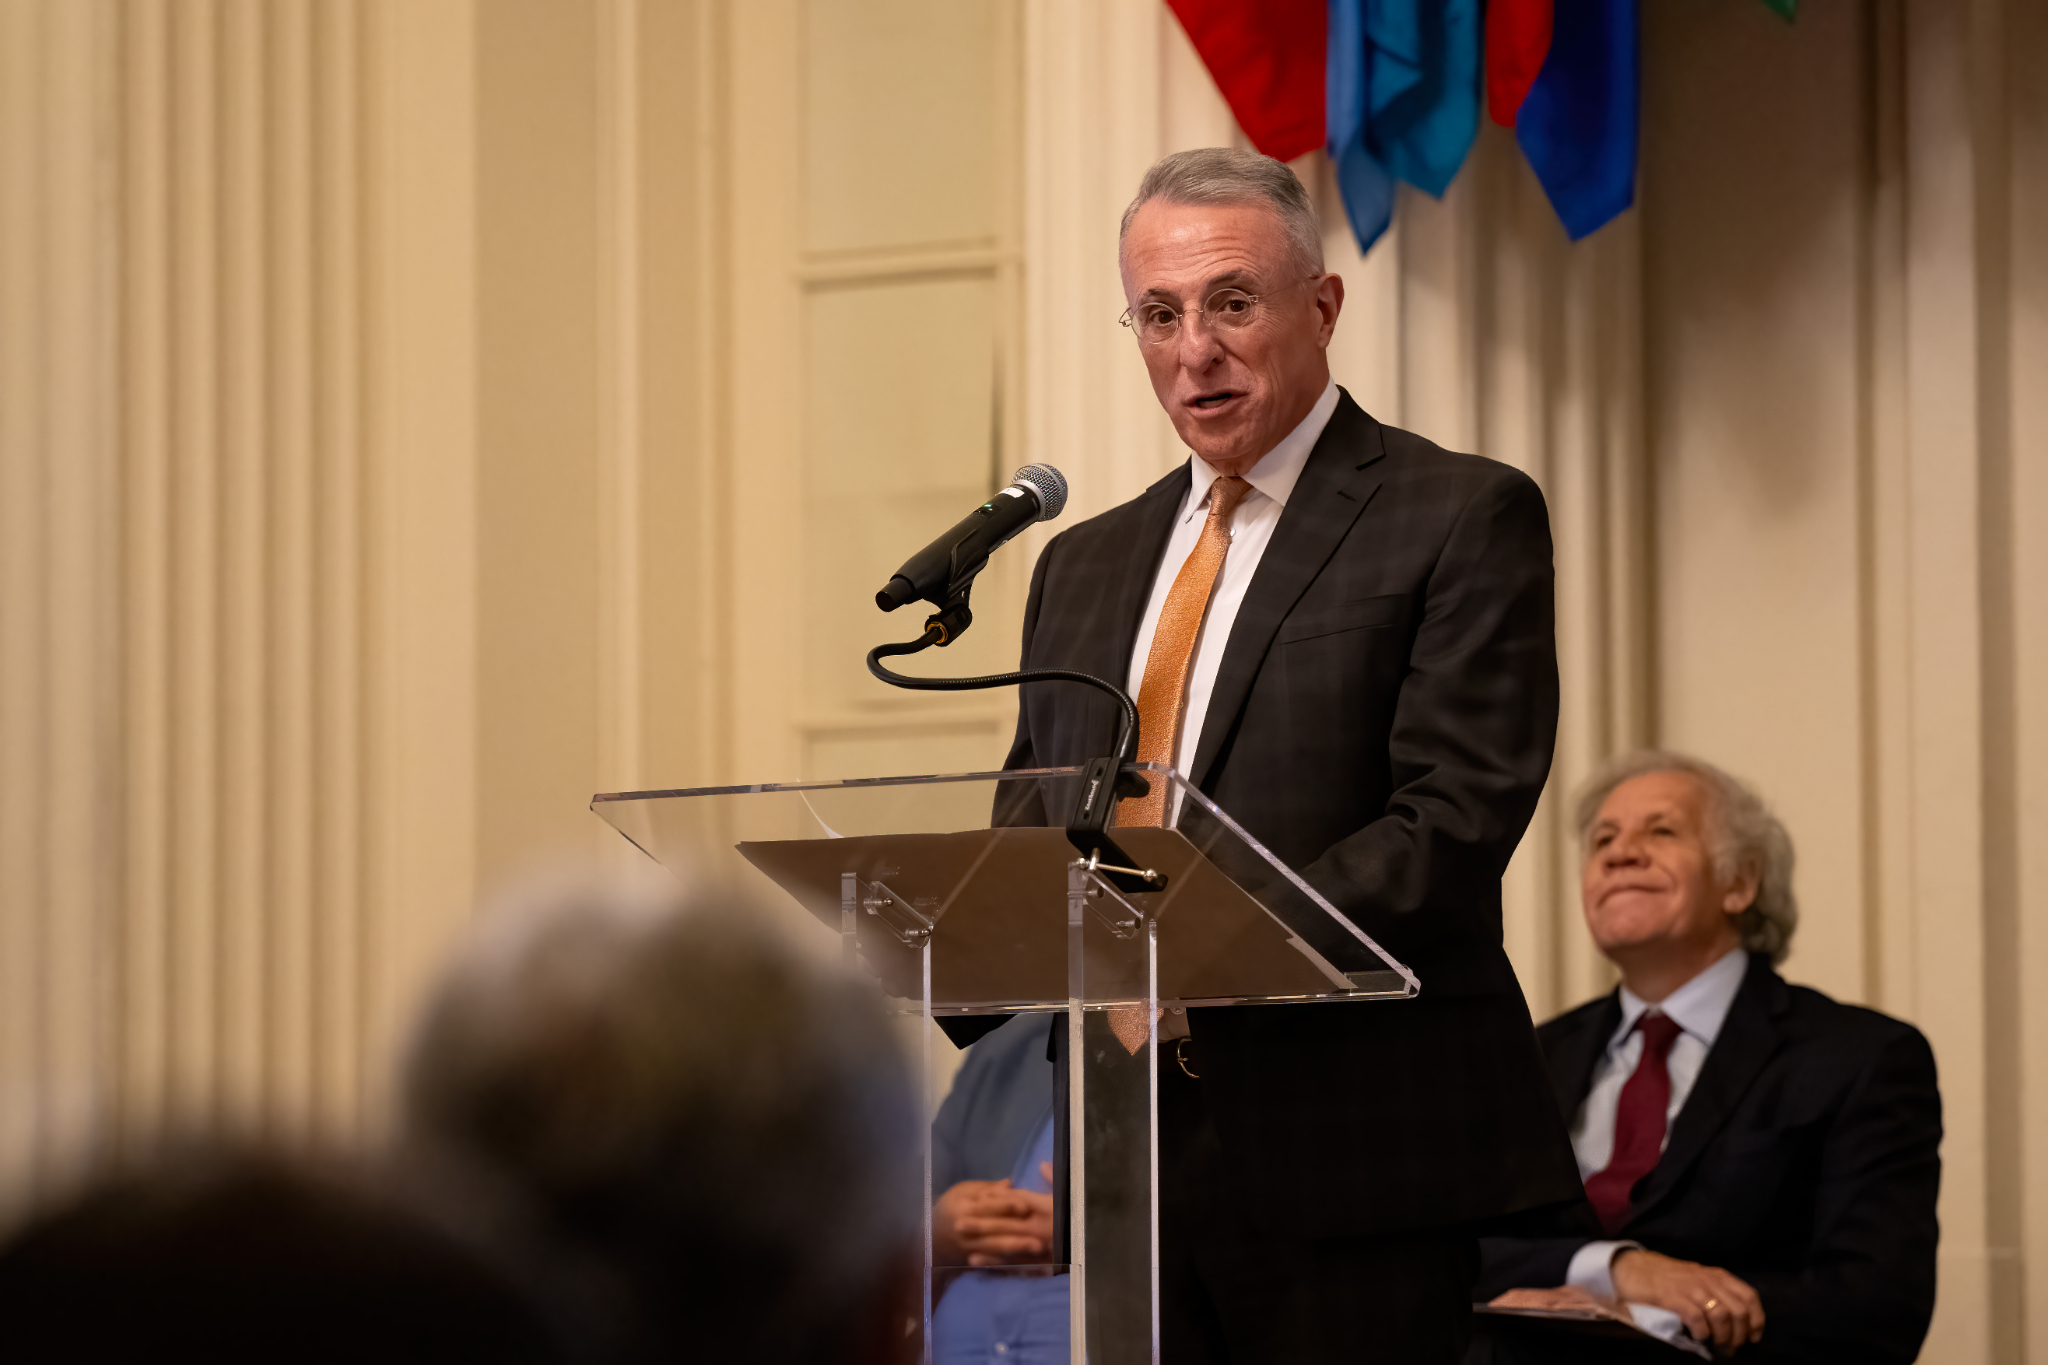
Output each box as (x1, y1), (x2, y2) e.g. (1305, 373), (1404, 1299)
(1473, 751), (1940, 1363)
(400, 870), (920, 1365)
(0, 1146), (565, 1364)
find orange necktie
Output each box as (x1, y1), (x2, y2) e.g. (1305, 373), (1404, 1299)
(1107, 475), (1251, 1055)
(1116, 475), (1254, 828)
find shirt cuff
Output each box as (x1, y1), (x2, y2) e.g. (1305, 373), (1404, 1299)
(1564, 1240), (1642, 1301)
(1628, 1304), (1712, 1360)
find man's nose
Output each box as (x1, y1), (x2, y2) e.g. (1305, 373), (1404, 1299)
(1175, 311), (1225, 368)
(1604, 833), (1650, 867)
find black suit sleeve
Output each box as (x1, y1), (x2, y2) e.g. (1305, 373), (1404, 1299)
(1302, 466), (1558, 952)
(1735, 1028), (1941, 1364)
(1474, 1229), (1598, 1301)
(992, 533), (1057, 828)
(999, 533), (1054, 773)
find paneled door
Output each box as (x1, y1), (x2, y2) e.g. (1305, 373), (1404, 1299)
(727, 0), (1024, 787)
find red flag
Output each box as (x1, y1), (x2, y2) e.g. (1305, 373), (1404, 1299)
(1486, 0), (1553, 126)
(1165, 0), (1326, 161)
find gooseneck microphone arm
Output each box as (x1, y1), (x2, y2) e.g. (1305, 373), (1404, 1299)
(864, 463), (1156, 887)
(866, 627), (1140, 763)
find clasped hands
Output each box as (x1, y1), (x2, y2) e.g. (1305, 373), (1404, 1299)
(1490, 1248), (1765, 1357)
(932, 1164), (1056, 1268)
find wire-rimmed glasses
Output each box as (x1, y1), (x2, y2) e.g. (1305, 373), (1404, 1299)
(1118, 276), (1320, 346)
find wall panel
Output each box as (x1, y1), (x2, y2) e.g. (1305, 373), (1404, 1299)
(1643, 0), (1873, 1006)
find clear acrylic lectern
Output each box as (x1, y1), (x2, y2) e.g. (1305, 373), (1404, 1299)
(592, 762), (1416, 1365)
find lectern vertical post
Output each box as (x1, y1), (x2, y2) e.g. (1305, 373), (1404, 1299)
(1064, 863), (1088, 1362)
(1067, 856), (1163, 1364)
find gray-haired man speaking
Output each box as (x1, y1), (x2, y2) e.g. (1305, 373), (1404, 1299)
(997, 148), (1583, 1360)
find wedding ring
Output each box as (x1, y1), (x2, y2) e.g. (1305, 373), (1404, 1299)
(1703, 1298), (1720, 1313)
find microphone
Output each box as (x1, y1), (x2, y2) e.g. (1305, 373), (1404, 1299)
(875, 464), (1068, 611)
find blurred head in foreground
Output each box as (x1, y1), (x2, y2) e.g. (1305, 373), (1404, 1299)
(400, 869), (920, 1365)
(0, 1147), (566, 1365)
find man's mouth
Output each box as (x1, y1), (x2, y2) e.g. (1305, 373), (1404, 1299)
(1191, 390), (1240, 410)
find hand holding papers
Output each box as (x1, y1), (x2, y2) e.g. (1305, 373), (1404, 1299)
(1480, 1285), (1712, 1359)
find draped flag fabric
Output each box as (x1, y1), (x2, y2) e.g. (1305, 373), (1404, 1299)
(1324, 0), (1481, 253)
(1164, 0), (1326, 161)
(1515, 0), (1639, 240)
(1486, 0), (1553, 126)
(1324, 0), (1394, 252)
(1162, 0), (1762, 249)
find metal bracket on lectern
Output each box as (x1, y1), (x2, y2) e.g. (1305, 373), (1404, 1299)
(1070, 857), (1155, 940)
(859, 878), (937, 946)
(1079, 848), (1164, 891)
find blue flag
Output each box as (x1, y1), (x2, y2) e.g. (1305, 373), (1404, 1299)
(1516, 0), (1639, 240)
(1327, 0), (1482, 253)
(1359, 0), (1481, 197)
(1326, 0), (1396, 252)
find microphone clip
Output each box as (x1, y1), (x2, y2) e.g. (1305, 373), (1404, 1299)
(1063, 757), (1164, 895)
(921, 587), (974, 647)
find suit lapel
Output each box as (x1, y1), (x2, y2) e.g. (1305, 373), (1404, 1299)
(1549, 995), (1621, 1126)
(1624, 956), (1787, 1228)
(1188, 393), (1387, 788)
(1088, 468), (1185, 681)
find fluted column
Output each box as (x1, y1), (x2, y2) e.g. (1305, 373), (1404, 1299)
(0, 0), (484, 1203)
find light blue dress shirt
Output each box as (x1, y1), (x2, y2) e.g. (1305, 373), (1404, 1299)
(930, 1112), (1068, 1365)
(1563, 946), (1748, 1356)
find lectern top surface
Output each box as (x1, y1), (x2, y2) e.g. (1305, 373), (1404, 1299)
(591, 763), (1416, 1012)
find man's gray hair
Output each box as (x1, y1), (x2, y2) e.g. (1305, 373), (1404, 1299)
(1119, 147), (1325, 277)
(400, 870), (918, 1363)
(1574, 750), (1800, 964)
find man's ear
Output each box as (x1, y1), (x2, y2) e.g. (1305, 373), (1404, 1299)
(1316, 273), (1345, 342)
(1722, 866), (1760, 917)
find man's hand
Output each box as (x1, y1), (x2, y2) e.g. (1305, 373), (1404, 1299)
(1489, 1285), (1628, 1320)
(1612, 1248), (1765, 1355)
(932, 1176), (1055, 1268)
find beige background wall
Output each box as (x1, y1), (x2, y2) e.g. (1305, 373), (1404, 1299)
(2, 0), (2044, 1359)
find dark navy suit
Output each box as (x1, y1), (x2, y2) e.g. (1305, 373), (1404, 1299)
(1000, 392), (1582, 1359)
(1475, 955), (1942, 1364)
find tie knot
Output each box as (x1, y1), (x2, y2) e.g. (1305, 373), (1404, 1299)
(1637, 1012), (1683, 1055)
(1207, 476), (1252, 522)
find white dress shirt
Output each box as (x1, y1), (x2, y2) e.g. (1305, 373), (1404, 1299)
(1124, 380), (1340, 822)
(1563, 946), (1749, 1355)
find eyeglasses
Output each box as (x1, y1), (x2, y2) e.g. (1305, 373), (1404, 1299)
(1118, 276), (1320, 346)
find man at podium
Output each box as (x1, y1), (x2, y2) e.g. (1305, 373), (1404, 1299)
(998, 148), (1583, 1361)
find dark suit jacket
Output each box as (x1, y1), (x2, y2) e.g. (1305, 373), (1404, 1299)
(1477, 955), (1942, 1364)
(999, 389), (1582, 1238)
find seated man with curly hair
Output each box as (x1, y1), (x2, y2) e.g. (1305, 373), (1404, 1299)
(1471, 752), (1941, 1364)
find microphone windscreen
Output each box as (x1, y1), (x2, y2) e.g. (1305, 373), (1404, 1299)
(1011, 464), (1068, 522)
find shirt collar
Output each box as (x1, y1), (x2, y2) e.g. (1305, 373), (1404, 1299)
(1611, 946), (1750, 1051)
(1185, 379), (1340, 516)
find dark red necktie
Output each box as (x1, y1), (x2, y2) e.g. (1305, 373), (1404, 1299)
(1585, 1012), (1685, 1234)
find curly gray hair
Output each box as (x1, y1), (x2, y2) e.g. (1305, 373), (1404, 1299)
(1574, 750), (1799, 964)
(1119, 147), (1326, 279)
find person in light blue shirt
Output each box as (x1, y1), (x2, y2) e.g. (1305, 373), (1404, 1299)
(929, 1014), (1067, 1365)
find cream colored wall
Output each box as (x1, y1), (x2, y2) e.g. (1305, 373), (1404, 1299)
(1639, 4), (2046, 1358)
(0, 0), (484, 1207)
(3, 2), (2046, 1360)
